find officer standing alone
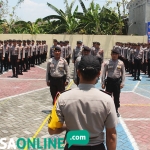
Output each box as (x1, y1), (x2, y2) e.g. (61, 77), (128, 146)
(101, 48), (125, 117)
(46, 46), (70, 105)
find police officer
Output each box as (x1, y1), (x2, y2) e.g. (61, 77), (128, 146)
(0, 40), (3, 74)
(9, 39), (20, 78)
(132, 43), (144, 81)
(18, 40), (24, 75)
(73, 46), (91, 85)
(72, 41), (82, 63)
(43, 40), (48, 62)
(22, 40), (28, 72)
(101, 47), (125, 117)
(65, 41), (71, 65)
(3, 40), (9, 71)
(146, 43), (150, 77)
(91, 42), (104, 64)
(48, 55), (117, 150)
(31, 40), (36, 67)
(46, 46), (70, 105)
(49, 39), (58, 58)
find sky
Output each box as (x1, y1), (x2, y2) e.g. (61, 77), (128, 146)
(7, 0), (118, 22)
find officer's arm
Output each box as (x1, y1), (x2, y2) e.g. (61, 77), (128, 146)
(73, 59), (78, 84)
(106, 128), (117, 150)
(121, 63), (125, 87)
(64, 60), (70, 83)
(46, 61), (50, 84)
(105, 99), (117, 150)
(142, 50), (144, 63)
(72, 49), (75, 62)
(101, 62), (107, 85)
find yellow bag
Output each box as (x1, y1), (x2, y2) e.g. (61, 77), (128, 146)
(48, 92), (63, 130)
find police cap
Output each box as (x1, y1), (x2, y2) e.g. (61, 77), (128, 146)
(78, 55), (101, 72)
(53, 39), (57, 42)
(54, 46), (61, 51)
(77, 41), (82, 44)
(112, 47), (120, 54)
(96, 42), (100, 45)
(82, 46), (91, 51)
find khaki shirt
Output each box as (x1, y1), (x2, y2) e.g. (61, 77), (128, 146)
(46, 57), (70, 82)
(56, 84), (118, 146)
(101, 59), (125, 86)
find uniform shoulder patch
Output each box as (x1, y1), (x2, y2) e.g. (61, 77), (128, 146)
(100, 90), (112, 97)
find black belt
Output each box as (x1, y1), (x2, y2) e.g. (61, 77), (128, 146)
(51, 76), (64, 80)
(107, 77), (120, 82)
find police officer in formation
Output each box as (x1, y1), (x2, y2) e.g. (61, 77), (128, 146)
(114, 42), (150, 80)
(73, 46), (91, 85)
(0, 39), (48, 77)
(46, 46), (70, 105)
(101, 48), (125, 117)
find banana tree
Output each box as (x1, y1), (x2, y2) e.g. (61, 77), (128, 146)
(43, 0), (81, 34)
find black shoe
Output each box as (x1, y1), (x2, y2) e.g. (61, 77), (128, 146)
(11, 75), (15, 78)
(133, 78), (136, 81)
(117, 112), (120, 117)
(16, 75), (18, 78)
(137, 78), (141, 81)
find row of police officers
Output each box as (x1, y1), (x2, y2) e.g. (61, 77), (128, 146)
(49, 40), (104, 66)
(114, 42), (150, 80)
(46, 39), (125, 118)
(0, 39), (48, 77)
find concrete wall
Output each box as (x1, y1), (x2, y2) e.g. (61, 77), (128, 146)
(128, 0), (150, 35)
(0, 34), (147, 59)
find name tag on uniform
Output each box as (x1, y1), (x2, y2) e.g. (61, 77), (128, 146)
(117, 65), (121, 69)
(108, 65), (113, 69)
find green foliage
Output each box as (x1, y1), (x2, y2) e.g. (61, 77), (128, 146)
(0, 0), (128, 35)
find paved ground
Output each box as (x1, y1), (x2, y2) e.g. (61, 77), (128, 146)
(0, 61), (150, 150)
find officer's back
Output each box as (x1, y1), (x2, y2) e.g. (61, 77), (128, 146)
(48, 55), (117, 150)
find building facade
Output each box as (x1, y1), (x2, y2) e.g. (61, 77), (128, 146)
(128, 0), (150, 35)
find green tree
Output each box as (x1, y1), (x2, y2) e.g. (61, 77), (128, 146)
(43, 0), (81, 34)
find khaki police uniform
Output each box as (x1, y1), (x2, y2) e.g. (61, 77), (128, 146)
(132, 45), (144, 80)
(53, 55), (117, 149)
(72, 42), (82, 63)
(9, 44), (20, 77)
(101, 48), (125, 116)
(46, 48), (70, 105)
(3, 42), (9, 71)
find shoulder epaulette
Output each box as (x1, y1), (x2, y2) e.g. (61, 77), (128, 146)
(100, 90), (112, 97)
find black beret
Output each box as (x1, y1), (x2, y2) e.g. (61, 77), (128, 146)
(13, 39), (16, 42)
(23, 40), (26, 42)
(96, 42), (100, 45)
(82, 46), (91, 51)
(32, 40), (35, 42)
(78, 55), (101, 72)
(4, 40), (7, 43)
(77, 41), (82, 44)
(54, 46), (61, 51)
(53, 39), (57, 42)
(112, 47), (120, 54)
